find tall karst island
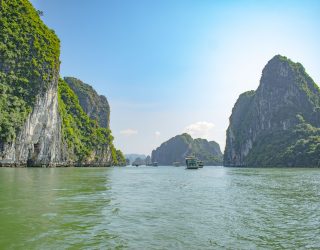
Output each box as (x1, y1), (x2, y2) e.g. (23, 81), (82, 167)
(0, 0), (125, 166)
(224, 55), (320, 167)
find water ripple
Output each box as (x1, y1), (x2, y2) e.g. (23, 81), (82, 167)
(0, 167), (320, 249)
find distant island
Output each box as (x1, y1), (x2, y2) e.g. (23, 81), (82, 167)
(125, 154), (147, 164)
(151, 133), (223, 166)
(224, 55), (320, 167)
(125, 154), (152, 166)
(0, 0), (125, 167)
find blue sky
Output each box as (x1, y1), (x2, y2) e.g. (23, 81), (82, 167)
(31, 0), (320, 155)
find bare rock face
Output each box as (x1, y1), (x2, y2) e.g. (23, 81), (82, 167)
(0, 77), (65, 166)
(0, 0), (64, 166)
(224, 55), (320, 167)
(0, 0), (123, 167)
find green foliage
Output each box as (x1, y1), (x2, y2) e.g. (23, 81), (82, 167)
(152, 133), (223, 165)
(225, 55), (320, 167)
(116, 150), (126, 166)
(0, 0), (60, 143)
(64, 77), (110, 128)
(0, 0), (125, 166)
(245, 117), (320, 167)
(36, 10), (44, 16)
(191, 138), (223, 165)
(58, 79), (123, 165)
(281, 121), (320, 166)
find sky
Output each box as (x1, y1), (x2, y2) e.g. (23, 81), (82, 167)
(30, 0), (320, 155)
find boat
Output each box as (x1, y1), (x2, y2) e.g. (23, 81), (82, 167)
(197, 160), (204, 168)
(173, 162), (180, 167)
(185, 156), (199, 169)
(152, 162), (158, 167)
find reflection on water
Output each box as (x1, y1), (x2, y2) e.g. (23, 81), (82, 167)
(0, 167), (320, 249)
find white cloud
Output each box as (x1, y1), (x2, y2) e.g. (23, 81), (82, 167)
(155, 131), (161, 137)
(184, 121), (215, 140)
(120, 129), (138, 136)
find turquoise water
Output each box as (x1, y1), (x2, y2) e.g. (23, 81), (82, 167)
(0, 166), (319, 249)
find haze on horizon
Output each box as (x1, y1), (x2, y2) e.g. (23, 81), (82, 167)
(31, 0), (320, 155)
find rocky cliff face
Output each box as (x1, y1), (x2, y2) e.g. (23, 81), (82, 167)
(0, 0), (63, 166)
(0, 83), (64, 166)
(64, 77), (110, 128)
(152, 133), (223, 166)
(224, 55), (320, 167)
(57, 79), (125, 166)
(0, 0), (124, 166)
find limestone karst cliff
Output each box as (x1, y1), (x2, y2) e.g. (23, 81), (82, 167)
(152, 133), (223, 166)
(0, 0), (125, 166)
(64, 77), (110, 128)
(0, 0), (63, 166)
(224, 55), (320, 167)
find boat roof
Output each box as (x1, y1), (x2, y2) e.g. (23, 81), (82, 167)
(186, 156), (196, 159)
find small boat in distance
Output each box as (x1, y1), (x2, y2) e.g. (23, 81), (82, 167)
(173, 162), (180, 167)
(185, 156), (199, 169)
(197, 160), (204, 168)
(152, 162), (158, 167)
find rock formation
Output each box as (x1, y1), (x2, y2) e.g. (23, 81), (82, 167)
(64, 77), (110, 128)
(0, 0), (125, 166)
(152, 133), (223, 166)
(224, 55), (320, 167)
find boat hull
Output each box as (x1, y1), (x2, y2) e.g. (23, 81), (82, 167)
(186, 166), (199, 169)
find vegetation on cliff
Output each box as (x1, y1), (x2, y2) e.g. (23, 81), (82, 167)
(0, 0), (125, 166)
(244, 115), (320, 167)
(58, 79), (125, 165)
(224, 55), (320, 167)
(64, 77), (110, 128)
(152, 133), (223, 166)
(0, 0), (60, 143)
